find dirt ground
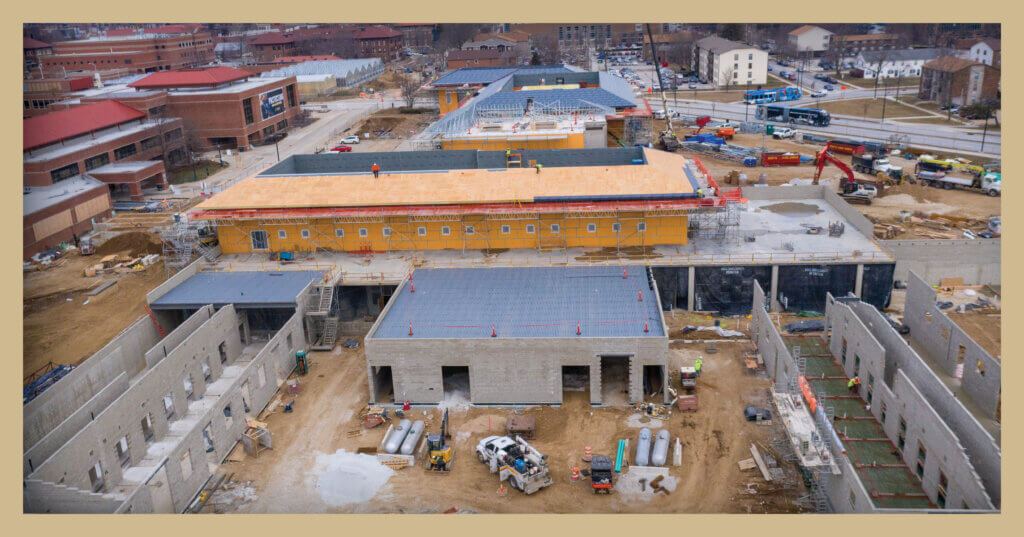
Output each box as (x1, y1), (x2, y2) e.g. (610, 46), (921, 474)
(22, 233), (170, 376)
(948, 312), (1002, 358)
(349, 108), (438, 141)
(209, 324), (807, 514)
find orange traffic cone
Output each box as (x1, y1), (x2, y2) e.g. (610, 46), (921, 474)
(408, 322), (413, 336)
(498, 482), (507, 495)
(410, 282), (415, 292)
(576, 322), (581, 336)
(570, 467), (581, 481)
(638, 289), (643, 302)
(644, 322), (649, 333)
(583, 446), (592, 463)
(491, 325), (497, 338)
(623, 267), (627, 279)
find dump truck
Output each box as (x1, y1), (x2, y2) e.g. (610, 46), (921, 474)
(679, 366), (698, 390)
(476, 435), (553, 494)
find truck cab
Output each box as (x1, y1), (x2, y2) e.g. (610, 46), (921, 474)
(981, 173), (1001, 197)
(680, 366), (697, 389)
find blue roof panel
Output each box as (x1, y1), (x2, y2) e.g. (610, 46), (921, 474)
(374, 267), (665, 339)
(431, 65), (573, 86)
(476, 87), (636, 111)
(150, 271), (323, 309)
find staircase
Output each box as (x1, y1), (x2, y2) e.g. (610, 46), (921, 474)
(320, 318), (339, 349)
(316, 285), (334, 314)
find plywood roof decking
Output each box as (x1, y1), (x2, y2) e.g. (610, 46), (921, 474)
(196, 148), (695, 211)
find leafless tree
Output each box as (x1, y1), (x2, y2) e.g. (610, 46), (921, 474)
(399, 73), (421, 109)
(665, 38), (695, 71)
(531, 34), (560, 65)
(435, 24), (482, 51)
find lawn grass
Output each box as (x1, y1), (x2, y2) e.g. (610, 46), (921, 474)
(168, 161), (226, 184)
(816, 98), (927, 119)
(836, 76), (919, 89)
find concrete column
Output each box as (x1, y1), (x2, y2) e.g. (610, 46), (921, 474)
(770, 265), (780, 312)
(590, 358), (602, 406)
(854, 263), (865, 298)
(686, 266), (696, 311)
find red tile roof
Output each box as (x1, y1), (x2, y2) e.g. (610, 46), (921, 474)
(104, 28), (138, 37)
(354, 26), (402, 40)
(249, 32), (297, 45)
(24, 100), (146, 151)
(128, 66), (250, 89)
(270, 55), (342, 63)
(23, 37), (53, 50)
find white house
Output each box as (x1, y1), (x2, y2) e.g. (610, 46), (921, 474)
(693, 35), (768, 87)
(855, 48), (949, 79)
(787, 25), (833, 54)
(954, 38), (1000, 67)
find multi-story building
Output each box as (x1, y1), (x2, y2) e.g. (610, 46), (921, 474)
(23, 100), (181, 197)
(125, 66), (301, 151)
(445, 49), (518, 70)
(693, 36), (768, 87)
(23, 75), (94, 117)
(954, 38), (1001, 67)
(392, 23), (435, 51)
(23, 37), (53, 75)
(353, 26), (403, 61)
(854, 48), (950, 79)
(787, 25), (833, 55)
(835, 33), (901, 56)
(38, 30), (215, 78)
(248, 32), (298, 63)
(189, 147), (724, 255)
(463, 31), (532, 60)
(919, 56), (1000, 106)
(24, 176), (112, 259)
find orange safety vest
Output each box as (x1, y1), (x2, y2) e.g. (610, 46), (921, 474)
(371, 165), (380, 172)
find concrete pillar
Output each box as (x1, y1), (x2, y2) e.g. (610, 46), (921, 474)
(686, 266), (696, 311)
(770, 265), (780, 312)
(855, 263), (865, 298)
(589, 358), (602, 406)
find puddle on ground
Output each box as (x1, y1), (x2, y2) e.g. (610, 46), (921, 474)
(758, 202), (824, 217)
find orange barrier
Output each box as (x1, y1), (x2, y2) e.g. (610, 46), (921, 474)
(798, 375), (817, 413)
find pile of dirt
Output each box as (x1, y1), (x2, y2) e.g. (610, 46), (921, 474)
(95, 232), (163, 257)
(366, 71), (412, 91)
(575, 246), (663, 261)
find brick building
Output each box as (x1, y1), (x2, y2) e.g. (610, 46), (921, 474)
(24, 176), (112, 259)
(23, 100), (181, 200)
(39, 30), (215, 78)
(446, 49), (518, 70)
(249, 32), (298, 63)
(919, 56), (1000, 106)
(954, 38), (1001, 67)
(126, 66), (301, 151)
(393, 23), (435, 50)
(835, 34), (901, 56)
(354, 26), (403, 61)
(23, 37), (53, 74)
(23, 75), (93, 117)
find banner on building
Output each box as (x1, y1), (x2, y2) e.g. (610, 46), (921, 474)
(259, 87), (285, 121)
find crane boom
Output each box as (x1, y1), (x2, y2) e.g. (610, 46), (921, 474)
(813, 147), (855, 186)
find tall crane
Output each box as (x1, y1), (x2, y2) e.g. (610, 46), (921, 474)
(645, 23), (673, 131)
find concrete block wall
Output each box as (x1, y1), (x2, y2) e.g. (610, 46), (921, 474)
(24, 316), (161, 450)
(24, 479), (128, 514)
(903, 272), (1001, 417)
(145, 259), (200, 304)
(881, 239), (1000, 286)
(843, 298), (1001, 507)
(144, 306), (215, 369)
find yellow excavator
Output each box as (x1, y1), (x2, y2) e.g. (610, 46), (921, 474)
(425, 408), (453, 473)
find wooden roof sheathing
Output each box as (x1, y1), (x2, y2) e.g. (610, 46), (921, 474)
(195, 148), (696, 211)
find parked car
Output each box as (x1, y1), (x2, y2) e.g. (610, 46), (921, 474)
(826, 76), (838, 84)
(786, 73), (797, 81)
(773, 127), (797, 139)
(340, 135), (360, 144)
(823, 84), (835, 91)
(688, 83), (698, 89)
(330, 145), (353, 152)
(811, 89), (828, 98)
(767, 65), (773, 72)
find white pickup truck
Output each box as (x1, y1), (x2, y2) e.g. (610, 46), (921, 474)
(476, 435), (553, 494)
(772, 127), (796, 139)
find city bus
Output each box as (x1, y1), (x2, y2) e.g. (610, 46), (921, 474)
(743, 86), (801, 104)
(756, 104), (831, 127)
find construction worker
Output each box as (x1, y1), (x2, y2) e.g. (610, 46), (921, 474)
(371, 162), (380, 178)
(505, 148), (512, 159)
(696, 188), (703, 199)
(535, 163), (543, 174)
(694, 357), (703, 377)
(848, 376), (861, 394)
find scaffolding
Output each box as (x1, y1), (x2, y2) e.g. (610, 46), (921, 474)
(160, 221), (218, 274)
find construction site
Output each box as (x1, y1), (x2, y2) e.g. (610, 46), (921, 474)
(22, 84), (1001, 517)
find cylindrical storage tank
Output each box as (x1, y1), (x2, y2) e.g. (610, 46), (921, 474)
(384, 419), (412, 454)
(651, 429), (671, 466)
(399, 420), (425, 455)
(635, 428), (652, 467)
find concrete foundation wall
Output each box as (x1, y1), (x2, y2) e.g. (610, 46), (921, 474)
(145, 259), (201, 304)
(24, 316), (161, 450)
(881, 239), (1000, 286)
(366, 336), (668, 405)
(144, 306), (214, 369)
(24, 479), (129, 514)
(841, 296), (1001, 507)
(24, 301), (309, 514)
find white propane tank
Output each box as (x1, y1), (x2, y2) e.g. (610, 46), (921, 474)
(399, 420), (425, 455)
(651, 429), (671, 466)
(385, 419), (412, 453)
(635, 428), (652, 467)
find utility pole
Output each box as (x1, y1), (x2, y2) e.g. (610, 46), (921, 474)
(645, 23), (673, 131)
(980, 104), (990, 152)
(881, 76), (888, 123)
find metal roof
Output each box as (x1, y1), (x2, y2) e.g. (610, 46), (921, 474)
(149, 271), (322, 310)
(23, 101), (146, 151)
(860, 48), (950, 63)
(259, 58), (381, 79)
(431, 65), (573, 86)
(373, 267), (666, 339)
(477, 87), (636, 111)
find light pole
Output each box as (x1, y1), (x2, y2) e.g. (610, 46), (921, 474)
(980, 104), (991, 152)
(275, 137), (281, 162)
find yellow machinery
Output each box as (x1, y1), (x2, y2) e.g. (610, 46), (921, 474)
(425, 408), (453, 472)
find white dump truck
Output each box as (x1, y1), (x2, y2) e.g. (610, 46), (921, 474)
(916, 170), (1001, 196)
(476, 435), (553, 494)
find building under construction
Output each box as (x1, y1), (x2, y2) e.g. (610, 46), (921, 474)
(190, 147), (737, 255)
(421, 67), (653, 150)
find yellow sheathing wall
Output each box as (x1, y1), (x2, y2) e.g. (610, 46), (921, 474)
(214, 212), (687, 254)
(73, 195), (111, 222)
